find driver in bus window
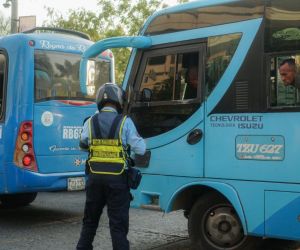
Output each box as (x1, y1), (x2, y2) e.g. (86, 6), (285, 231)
(184, 66), (198, 99)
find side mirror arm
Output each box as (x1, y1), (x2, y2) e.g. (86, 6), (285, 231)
(80, 36), (152, 94)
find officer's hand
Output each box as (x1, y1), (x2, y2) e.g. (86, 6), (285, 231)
(128, 157), (135, 167)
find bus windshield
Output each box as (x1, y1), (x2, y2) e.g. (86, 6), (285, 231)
(34, 50), (110, 102)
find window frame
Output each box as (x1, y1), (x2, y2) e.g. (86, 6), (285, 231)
(132, 42), (206, 108)
(125, 40), (206, 138)
(266, 50), (300, 112)
(264, 0), (300, 53)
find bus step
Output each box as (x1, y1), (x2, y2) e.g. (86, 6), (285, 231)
(140, 204), (162, 211)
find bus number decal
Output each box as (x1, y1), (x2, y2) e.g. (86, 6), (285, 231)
(236, 135), (284, 161)
(63, 126), (83, 140)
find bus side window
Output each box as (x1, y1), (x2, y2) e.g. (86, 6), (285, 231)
(130, 45), (204, 138)
(206, 33), (242, 97)
(269, 55), (300, 107)
(266, 1), (300, 109)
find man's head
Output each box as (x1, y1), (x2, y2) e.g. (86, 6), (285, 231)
(279, 58), (297, 86)
(96, 83), (125, 112)
(187, 67), (198, 89)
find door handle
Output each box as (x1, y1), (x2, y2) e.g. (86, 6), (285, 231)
(187, 129), (203, 145)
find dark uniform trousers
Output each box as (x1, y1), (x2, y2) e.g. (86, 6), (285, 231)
(76, 174), (130, 250)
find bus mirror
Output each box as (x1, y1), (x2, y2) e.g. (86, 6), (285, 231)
(141, 88), (152, 102)
(86, 60), (96, 96)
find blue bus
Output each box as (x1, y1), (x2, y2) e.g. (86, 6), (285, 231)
(0, 28), (114, 207)
(80, 0), (300, 249)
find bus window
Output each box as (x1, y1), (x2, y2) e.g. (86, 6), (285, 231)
(144, 0), (263, 36)
(265, 0), (300, 108)
(35, 50), (110, 101)
(131, 44), (203, 138)
(0, 53), (6, 120)
(265, 0), (300, 53)
(269, 55), (300, 107)
(206, 33), (242, 96)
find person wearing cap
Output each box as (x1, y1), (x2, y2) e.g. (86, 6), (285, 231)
(76, 83), (146, 250)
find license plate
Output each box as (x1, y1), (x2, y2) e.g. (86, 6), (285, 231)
(67, 177), (85, 191)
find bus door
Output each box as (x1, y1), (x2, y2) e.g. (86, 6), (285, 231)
(128, 42), (206, 177)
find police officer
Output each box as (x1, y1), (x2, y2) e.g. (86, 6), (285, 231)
(76, 83), (146, 250)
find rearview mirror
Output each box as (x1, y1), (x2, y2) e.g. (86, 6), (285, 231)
(141, 88), (152, 102)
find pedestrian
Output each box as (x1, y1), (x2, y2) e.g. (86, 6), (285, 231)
(76, 82), (146, 250)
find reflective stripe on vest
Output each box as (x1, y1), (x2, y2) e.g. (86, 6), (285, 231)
(88, 114), (127, 175)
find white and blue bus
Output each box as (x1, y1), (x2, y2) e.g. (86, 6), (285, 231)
(80, 0), (300, 249)
(0, 28), (114, 207)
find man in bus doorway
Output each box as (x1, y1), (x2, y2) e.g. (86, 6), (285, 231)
(76, 83), (146, 250)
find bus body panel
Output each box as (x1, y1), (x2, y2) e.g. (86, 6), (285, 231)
(231, 180), (300, 239)
(4, 162), (85, 193)
(264, 191), (300, 240)
(206, 112), (300, 183)
(132, 175), (300, 239)
(33, 104), (95, 173)
(144, 120), (204, 177)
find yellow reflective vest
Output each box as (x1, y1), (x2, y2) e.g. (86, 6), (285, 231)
(87, 114), (128, 175)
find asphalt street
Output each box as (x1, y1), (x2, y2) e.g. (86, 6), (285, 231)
(0, 191), (299, 250)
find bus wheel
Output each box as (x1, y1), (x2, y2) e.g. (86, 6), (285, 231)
(0, 192), (37, 208)
(188, 193), (260, 250)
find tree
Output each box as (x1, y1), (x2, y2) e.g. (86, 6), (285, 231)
(45, 0), (189, 83)
(0, 12), (10, 35)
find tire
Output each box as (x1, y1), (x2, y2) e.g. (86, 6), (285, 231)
(0, 192), (37, 208)
(188, 193), (261, 250)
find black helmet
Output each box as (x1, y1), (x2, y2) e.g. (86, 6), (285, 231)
(96, 83), (125, 111)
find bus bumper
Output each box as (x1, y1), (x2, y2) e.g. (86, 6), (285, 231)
(3, 163), (86, 194)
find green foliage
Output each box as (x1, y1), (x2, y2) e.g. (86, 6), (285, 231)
(44, 0), (190, 83)
(0, 12), (10, 35)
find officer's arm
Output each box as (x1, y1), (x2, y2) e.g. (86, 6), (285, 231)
(123, 118), (146, 156)
(79, 118), (90, 151)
